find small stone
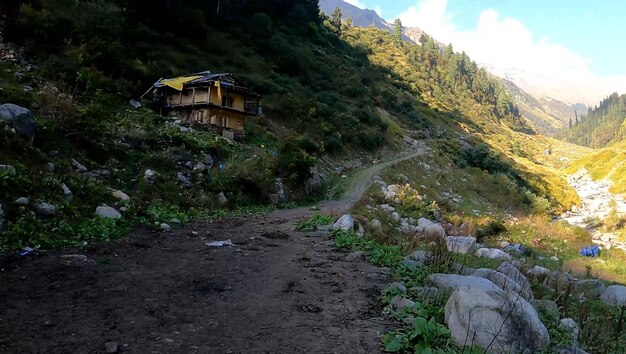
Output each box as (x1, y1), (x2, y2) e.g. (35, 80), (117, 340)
(144, 169), (157, 183)
(34, 202), (56, 217)
(387, 282), (407, 293)
(160, 223), (171, 231)
(46, 162), (55, 173)
(14, 197), (29, 205)
(61, 183), (73, 202)
(71, 159), (87, 172)
(217, 191), (228, 206)
(333, 214), (354, 231)
(345, 251), (364, 262)
(95, 206), (122, 219)
(105, 341), (118, 353)
(110, 189), (130, 201)
(389, 296), (416, 311)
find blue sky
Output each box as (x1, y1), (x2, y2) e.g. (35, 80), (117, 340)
(343, 0), (626, 104)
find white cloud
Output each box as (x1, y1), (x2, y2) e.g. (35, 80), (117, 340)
(395, 0), (626, 105)
(344, 0), (367, 9)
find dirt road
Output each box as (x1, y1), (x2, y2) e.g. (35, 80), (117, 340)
(0, 150), (425, 353)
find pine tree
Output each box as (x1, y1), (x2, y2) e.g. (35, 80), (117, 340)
(330, 7), (342, 34)
(569, 117), (572, 129)
(393, 18), (402, 44)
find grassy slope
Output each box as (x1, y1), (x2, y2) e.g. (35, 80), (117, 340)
(566, 140), (626, 195)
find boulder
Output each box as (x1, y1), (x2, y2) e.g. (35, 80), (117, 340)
(333, 214), (354, 231)
(391, 212), (401, 222)
(531, 299), (559, 319)
(95, 206), (122, 219)
(497, 262), (532, 298)
(177, 172), (193, 188)
(600, 285), (626, 307)
(34, 202), (56, 217)
(418, 217), (435, 228)
(46, 162), (55, 173)
(446, 236), (476, 254)
(573, 279), (606, 300)
(423, 223), (446, 243)
(445, 286), (549, 353)
(0, 103), (36, 141)
(545, 271), (574, 292)
(160, 223), (171, 231)
(475, 248), (512, 261)
(305, 166), (322, 195)
(472, 268), (533, 300)
(0, 164), (16, 175)
(427, 274), (503, 293)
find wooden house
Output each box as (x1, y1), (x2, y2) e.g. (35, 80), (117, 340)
(148, 72), (262, 138)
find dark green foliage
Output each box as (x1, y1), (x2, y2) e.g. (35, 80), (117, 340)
(568, 92), (626, 147)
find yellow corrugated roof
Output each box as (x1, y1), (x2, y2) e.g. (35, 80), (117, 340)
(158, 75), (203, 91)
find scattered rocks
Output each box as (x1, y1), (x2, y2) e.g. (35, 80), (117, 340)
(95, 206), (122, 219)
(34, 202), (56, 217)
(345, 251), (364, 262)
(600, 285), (626, 307)
(445, 236), (476, 254)
(333, 214), (354, 232)
(445, 286), (549, 353)
(475, 247), (512, 261)
(0, 103), (36, 141)
(0, 164), (16, 175)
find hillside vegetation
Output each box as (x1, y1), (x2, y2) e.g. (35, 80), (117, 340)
(567, 139), (626, 195)
(568, 92), (626, 147)
(0, 0), (582, 253)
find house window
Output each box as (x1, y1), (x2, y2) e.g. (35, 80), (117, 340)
(222, 95), (234, 108)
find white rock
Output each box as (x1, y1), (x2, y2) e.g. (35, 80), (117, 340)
(391, 212), (401, 222)
(61, 183), (73, 202)
(526, 265), (550, 280)
(600, 285), (626, 306)
(14, 197), (29, 205)
(475, 248), (512, 261)
(0, 164), (16, 175)
(446, 236), (476, 254)
(497, 262), (532, 299)
(333, 214), (354, 231)
(445, 286), (549, 353)
(160, 223), (171, 231)
(389, 296), (415, 311)
(405, 250), (431, 264)
(369, 219), (382, 232)
(71, 159), (88, 172)
(110, 189), (130, 201)
(95, 206), (121, 219)
(217, 191), (228, 206)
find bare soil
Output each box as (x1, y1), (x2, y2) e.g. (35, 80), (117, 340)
(0, 211), (401, 353)
(0, 150), (428, 353)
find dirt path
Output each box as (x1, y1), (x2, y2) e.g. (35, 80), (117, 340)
(0, 149), (426, 354)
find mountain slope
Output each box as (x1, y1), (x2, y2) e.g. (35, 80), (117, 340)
(569, 92), (626, 147)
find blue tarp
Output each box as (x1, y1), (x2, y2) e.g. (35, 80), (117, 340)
(579, 244), (600, 257)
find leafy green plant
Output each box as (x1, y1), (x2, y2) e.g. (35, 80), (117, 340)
(296, 214), (333, 231)
(382, 316), (455, 353)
